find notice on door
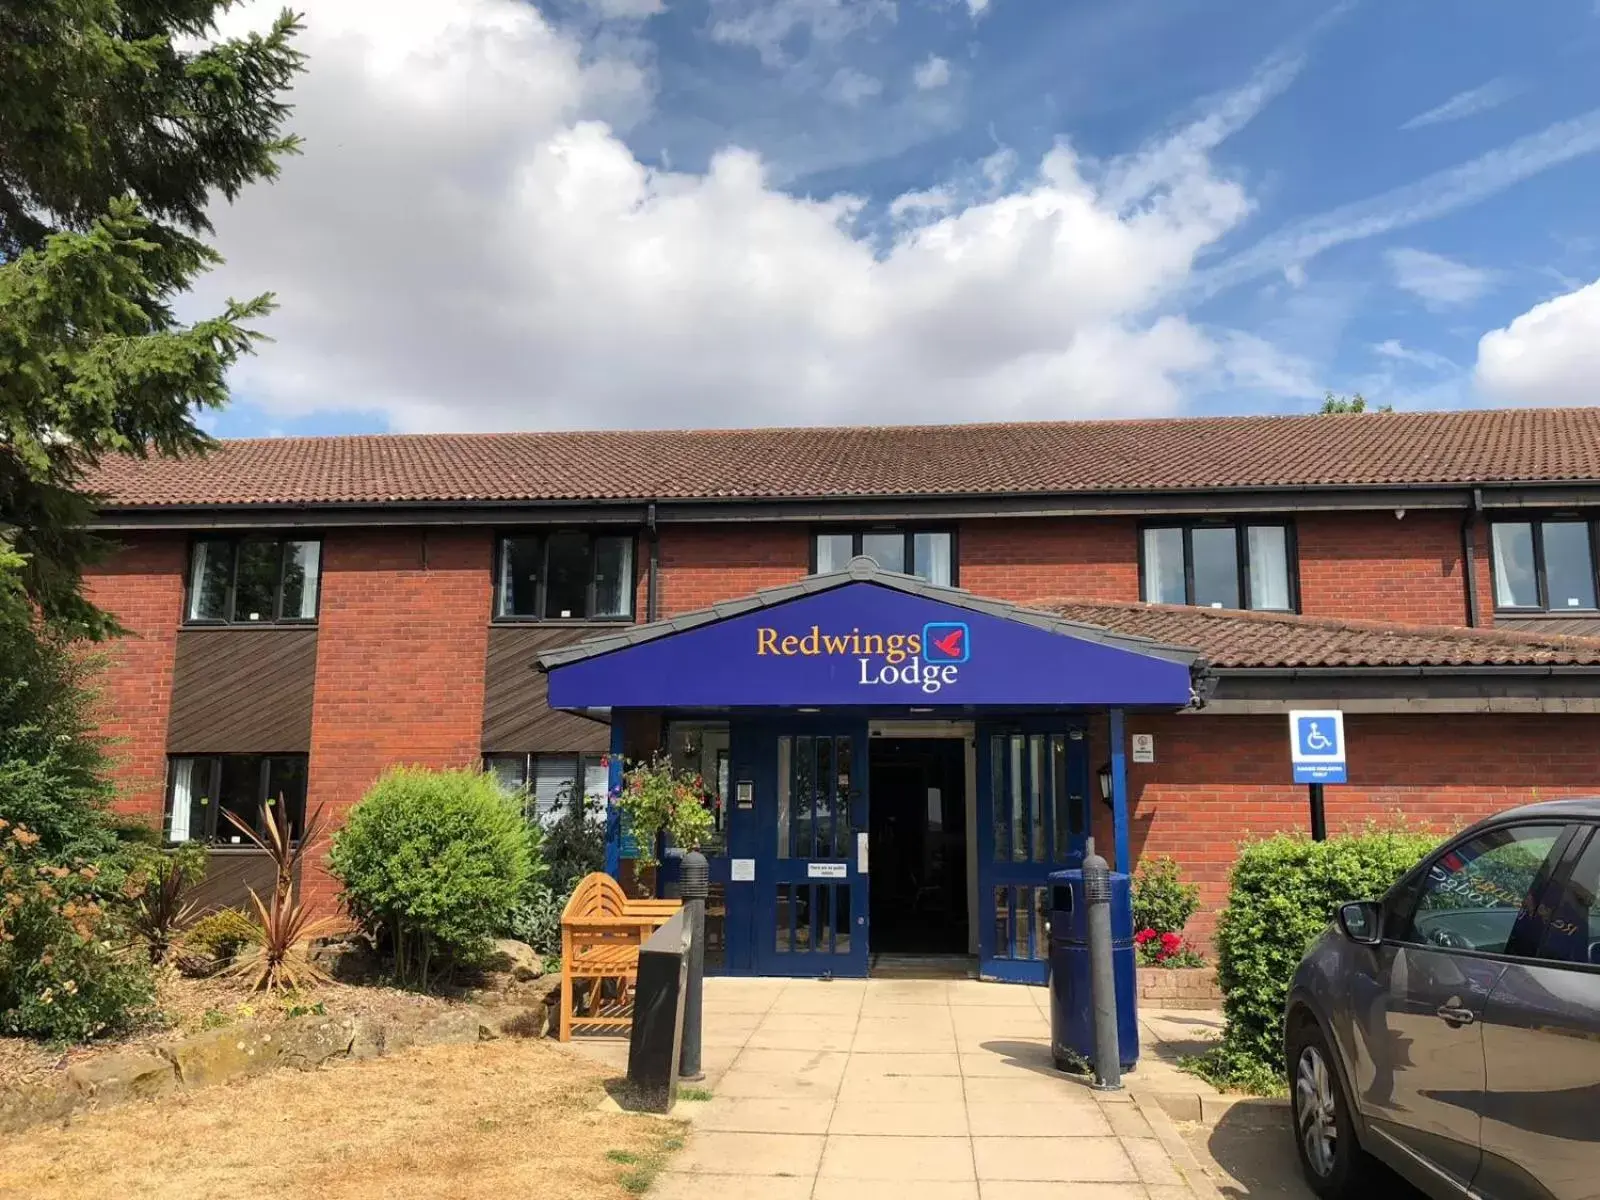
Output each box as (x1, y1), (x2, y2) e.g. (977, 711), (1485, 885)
(808, 862), (847, 880)
(731, 858), (755, 882)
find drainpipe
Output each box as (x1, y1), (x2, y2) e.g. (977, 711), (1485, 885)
(646, 501), (660, 623)
(1461, 488), (1483, 627)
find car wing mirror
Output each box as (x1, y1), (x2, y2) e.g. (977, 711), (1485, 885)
(1337, 901), (1383, 946)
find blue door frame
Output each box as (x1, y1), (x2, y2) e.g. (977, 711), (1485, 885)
(975, 720), (1092, 983)
(747, 718), (871, 978)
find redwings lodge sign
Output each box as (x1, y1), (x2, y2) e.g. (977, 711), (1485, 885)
(755, 621), (971, 695)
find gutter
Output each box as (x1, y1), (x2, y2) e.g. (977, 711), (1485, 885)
(1216, 664), (1600, 680)
(645, 501), (660, 623)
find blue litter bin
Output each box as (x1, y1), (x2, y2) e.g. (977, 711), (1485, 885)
(1047, 868), (1140, 1073)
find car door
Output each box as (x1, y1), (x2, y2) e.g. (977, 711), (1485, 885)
(1475, 823), (1600, 1200)
(1358, 822), (1570, 1195)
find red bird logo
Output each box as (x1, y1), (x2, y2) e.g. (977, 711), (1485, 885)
(931, 628), (964, 658)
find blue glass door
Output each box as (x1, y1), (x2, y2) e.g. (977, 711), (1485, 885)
(755, 726), (870, 978)
(976, 725), (1090, 983)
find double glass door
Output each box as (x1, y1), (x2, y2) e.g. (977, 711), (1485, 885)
(756, 727), (870, 977)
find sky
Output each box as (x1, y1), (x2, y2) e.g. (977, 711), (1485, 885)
(191, 0), (1600, 437)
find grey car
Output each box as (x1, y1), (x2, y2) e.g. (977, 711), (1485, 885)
(1285, 799), (1600, 1200)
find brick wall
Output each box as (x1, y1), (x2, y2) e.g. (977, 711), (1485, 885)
(655, 524), (810, 616)
(1109, 711), (1600, 944)
(959, 517), (1138, 604)
(301, 528), (493, 909)
(82, 533), (187, 828)
(1297, 510), (1480, 627)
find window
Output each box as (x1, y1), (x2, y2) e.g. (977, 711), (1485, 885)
(1536, 831), (1600, 967)
(1492, 520), (1598, 612)
(1397, 825), (1563, 956)
(1140, 521), (1294, 611)
(165, 755), (308, 844)
(494, 533), (634, 620)
(813, 529), (955, 586)
(485, 752), (608, 822)
(186, 538), (321, 623)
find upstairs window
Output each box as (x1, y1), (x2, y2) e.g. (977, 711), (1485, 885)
(165, 754), (308, 844)
(187, 538), (321, 623)
(813, 528), (955, 586)
(1141, 521), (1295, 611)
(495, 533), (634, 620)
(1492, 519), (1598, 612)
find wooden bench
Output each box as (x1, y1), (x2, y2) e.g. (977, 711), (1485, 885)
(559, 873), (682, 1041)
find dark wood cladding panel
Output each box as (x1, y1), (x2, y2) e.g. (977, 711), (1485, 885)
(1495, 614), (1600, 636)
(167, 628), (318, 753)
(483, 625), (611, 753)
(194, 849), (295, 914)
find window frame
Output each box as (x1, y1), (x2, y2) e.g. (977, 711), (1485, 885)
(1530, 824), (1600, 973)
(491, 531), (637, 623)
(182, 535), (323, 627)
(1382, 820), (1579, 964)
(808, 525), (959, 586)
(482, 751), (609, 822)
(1136, 518), (1299, 612)
(163, 753), (310, 845)
(1489, 516), (1600, 614)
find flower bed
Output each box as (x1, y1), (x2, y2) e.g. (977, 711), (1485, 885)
(1136, 964), (1222, 1010)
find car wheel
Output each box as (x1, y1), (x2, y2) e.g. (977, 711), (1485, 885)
(1288, 1018), (1377, 1200)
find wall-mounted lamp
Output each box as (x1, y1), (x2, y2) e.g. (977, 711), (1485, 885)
(1097, 762), (1113, 806)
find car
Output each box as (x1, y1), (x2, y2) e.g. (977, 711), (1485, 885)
(1284, 798), (1600, 1200)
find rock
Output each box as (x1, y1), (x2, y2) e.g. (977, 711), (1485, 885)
(483, 938), (542, 982)
(275, 1015), (358, 1070)
(0, 1082), (80, 1135)
(416, 1007), (500, 1047)
(308, 937), (382, 983)
(162, 1025), (284, 1089)
(494, 1005), (550, 1040)
(65, 1050), (176, 1103)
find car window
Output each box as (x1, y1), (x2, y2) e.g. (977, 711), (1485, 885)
(1535, 830), (1600, 967)
(1397, 825), (1564, 956)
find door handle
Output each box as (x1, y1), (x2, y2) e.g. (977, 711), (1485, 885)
(1436, 1004), (1476, 1027)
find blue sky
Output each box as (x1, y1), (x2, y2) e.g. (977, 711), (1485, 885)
(197, 0), (1600, 437)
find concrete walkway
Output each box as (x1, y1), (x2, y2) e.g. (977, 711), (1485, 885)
(641, 976), (1221, 1199)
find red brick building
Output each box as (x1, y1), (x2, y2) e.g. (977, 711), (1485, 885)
(81, 409), (1600, 975)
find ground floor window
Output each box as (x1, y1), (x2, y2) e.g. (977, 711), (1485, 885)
(165, 754), (308, 844)
(484, 752), (608, 822)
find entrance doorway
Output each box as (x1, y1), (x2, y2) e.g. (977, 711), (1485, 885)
(867, 738), (968, 955)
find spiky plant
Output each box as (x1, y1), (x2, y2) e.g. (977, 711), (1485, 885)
(222, 799), (340, 992)
(128, 855), (203, 965)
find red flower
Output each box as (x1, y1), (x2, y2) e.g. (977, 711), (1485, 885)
(1134, 928), (1158, 945)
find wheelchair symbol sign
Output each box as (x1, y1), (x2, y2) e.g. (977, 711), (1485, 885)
(1289, 710), (1347, 784)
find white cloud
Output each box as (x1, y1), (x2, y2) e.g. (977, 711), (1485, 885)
(1205, 108), (1600, 295)
(1401, 79), (1520, 131)
(1386, 247), (1493, 307)
(1373, 339), (1456, 373)
(190, 0), (1279, 432)
(913, 55), (951, 90)
(707, 0), (897, 67)
(1476, 278), (1600, 406)
(966, 0), (990, 18)
(825, 67), (882, 106)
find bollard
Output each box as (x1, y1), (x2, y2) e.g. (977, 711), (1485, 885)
(679, 847), (709, 1081)
(1082, 845), (1123, 1092)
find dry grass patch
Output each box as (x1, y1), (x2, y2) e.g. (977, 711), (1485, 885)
(0, 1038), (683, 1200)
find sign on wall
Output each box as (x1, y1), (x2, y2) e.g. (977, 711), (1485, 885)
(1131, 733), (1155, 763)
(1289, 710), (1347, 784)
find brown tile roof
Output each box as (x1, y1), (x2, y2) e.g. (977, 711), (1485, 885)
(1040, 599), (1600, 670)
(86, 407), (1600, 508)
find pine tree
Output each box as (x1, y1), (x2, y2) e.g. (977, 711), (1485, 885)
(0, 2), (305, 635)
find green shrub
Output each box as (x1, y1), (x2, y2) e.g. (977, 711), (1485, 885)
(1198, 826), (1437, 1087)
(329, 768), (533, 988)
(1132, 855), (1200, 935)
(183, 907), (259, 961)
(0, 822), (155, 1042)
(503, 785), (606, 955)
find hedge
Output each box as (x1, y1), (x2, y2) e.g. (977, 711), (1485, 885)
(1197, 826), (1438, 1088)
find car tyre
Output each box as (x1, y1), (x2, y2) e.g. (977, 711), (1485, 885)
(1287, 1017), (1379, 1200)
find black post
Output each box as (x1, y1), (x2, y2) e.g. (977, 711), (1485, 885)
(1082, 843), (1122, 1092)
(679, 848), (709, 1081)
(1309, 783), (1327, 842)
(625, 910), (690, 1113)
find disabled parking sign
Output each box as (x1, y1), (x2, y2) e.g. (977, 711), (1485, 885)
(1289, 710), (1347, 784)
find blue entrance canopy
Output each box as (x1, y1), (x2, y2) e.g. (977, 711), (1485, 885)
(540, 558), (1203, 711)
